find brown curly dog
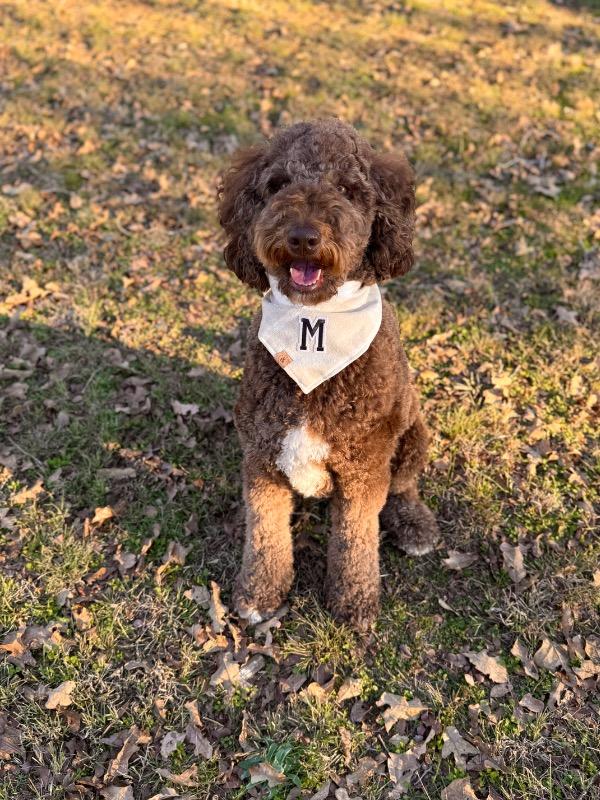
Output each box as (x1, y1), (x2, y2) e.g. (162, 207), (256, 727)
(218, 118), (439, 632)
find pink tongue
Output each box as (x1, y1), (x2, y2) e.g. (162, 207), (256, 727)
(291, 263), (321, 286)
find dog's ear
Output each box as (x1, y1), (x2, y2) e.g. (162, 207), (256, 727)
(364, 151), (415, 281)
(218, 144), (269, 291)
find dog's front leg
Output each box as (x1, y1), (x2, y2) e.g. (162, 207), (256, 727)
(234, 461), (294, 623)
(326, 470), (389, 632)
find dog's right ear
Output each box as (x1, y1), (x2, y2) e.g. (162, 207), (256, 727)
(217, 144), (269, 291)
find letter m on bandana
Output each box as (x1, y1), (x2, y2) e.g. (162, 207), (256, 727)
(299, 317), (325, 352)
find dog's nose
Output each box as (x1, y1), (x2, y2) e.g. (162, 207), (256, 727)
(287, 225), (321, 254)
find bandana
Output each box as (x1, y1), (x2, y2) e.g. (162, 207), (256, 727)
(258, 276), (382, 394)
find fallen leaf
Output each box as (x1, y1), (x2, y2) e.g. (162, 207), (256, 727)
(387, 744), (426, 796)
(248, 762), (286, 787)
(171, 400), (199, 416)
(337, 677), (362, 703)
(155, 765), (199, 787)
(160, 730), (185, 759)
(376, 692), (429, 731)
(490, 682), (511, 699)
(208, 581), (227, 632)
(280, 672), (307, 694)
(500, 541), (527, 583)
(441, 726), (479, 769)
(92, 506), (115, 525)
(72, 605), (92, 631)
(184, 585), (210, 606)
(100, 788), (134, 800)
(309, 783), (331, 800)
(184, 700), (213, 759)
(519, 693), (544, 713)
(510, 639), (539, 678)
(97, 468), (137, 481)
(210, 651), (240, 690)
(555, 306), (578, 325)
(0, 718), (24, 760)
(464, 651), (508, 683)
(573, 660), (600, 680)
(585, 635), (600, 664)
(45, 680), (76, 710)
(346, 756), (379, 789)
(12, 480), (44, 505)
(0, 629), (35, 667)
(155, 541), (190, 583)
(533, 638), (568, 672)
(441, 777), (478, 800)
(105, 726), (151, 783)
(442, 550), (478, 570)
(239, 655), (265, 685)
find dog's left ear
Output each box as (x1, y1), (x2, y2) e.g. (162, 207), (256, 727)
(364, 151), (415, 281)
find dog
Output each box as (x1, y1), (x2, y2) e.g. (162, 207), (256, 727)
(217, 118), (439, 631)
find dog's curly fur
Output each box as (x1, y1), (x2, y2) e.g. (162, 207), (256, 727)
(218, 119), (439, 631)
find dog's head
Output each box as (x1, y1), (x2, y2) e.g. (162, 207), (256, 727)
(217, 119), (415, 305)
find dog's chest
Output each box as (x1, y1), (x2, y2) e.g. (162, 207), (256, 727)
(276, 423), (331, 497)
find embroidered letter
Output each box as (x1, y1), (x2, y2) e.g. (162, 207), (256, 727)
(299, 317), (325, 352)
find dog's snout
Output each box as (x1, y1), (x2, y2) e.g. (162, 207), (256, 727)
(287, 224), (321, 254)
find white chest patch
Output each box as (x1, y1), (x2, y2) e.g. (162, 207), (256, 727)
(276, 424), (331, 498)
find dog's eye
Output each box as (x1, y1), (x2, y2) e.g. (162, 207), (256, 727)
(337, 184), (348, 195)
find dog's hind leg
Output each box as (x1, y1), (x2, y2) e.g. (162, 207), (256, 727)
(380, 413), (440, 556)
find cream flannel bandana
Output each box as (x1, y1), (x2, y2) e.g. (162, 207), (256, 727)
(258, 276), (382, 394)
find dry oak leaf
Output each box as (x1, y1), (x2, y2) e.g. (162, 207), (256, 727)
(171, 400), (199, 416)
(12, 479), (44, 505)
(72, 605), (92, 631)
(337, 677), (362, 703)
(0, 717), (24, 760)
(208, 581), (228, 633)
(92, 506), (115, 525)
(45, 680), (76, 710)
(156, 765), (199, 787)
(510, 639), (539, 679)
(249, 762), (286, 788)
(160, 730), (186, 760)
(100, 788), (134, 800)
(184, 699), (213, 759)
(441, 726), (479, 769)
(500, 541), (527, 583)
(377, 692), (429, 731)
(585, 636), (600, 664)
(442, 550), (478, 570)
(209, 651), (240, 691)
(155, 541), (190, 584)
(464, 651), (508, 683)
(308, 783), (331, 800)
(0, 629), (36, 667)
(441, 777), (478, 800)
(519, 693), (544, 714)
(387, 743), (426, 796)
(105, 726), (151, 783)
(533, 638), (568, 672)
(183, 585), (210, 606)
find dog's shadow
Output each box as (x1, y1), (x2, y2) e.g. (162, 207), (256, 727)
(0, 315), (350, 602)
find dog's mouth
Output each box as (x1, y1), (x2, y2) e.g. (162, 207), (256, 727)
(289, 261), (323, 291)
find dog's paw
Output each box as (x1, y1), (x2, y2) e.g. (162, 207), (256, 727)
(380, 495), (440, 556)
(325, 580), (379, 634)
(234, 584), (287, 625)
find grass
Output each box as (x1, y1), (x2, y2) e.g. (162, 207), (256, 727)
(1, 0), (599, 798)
